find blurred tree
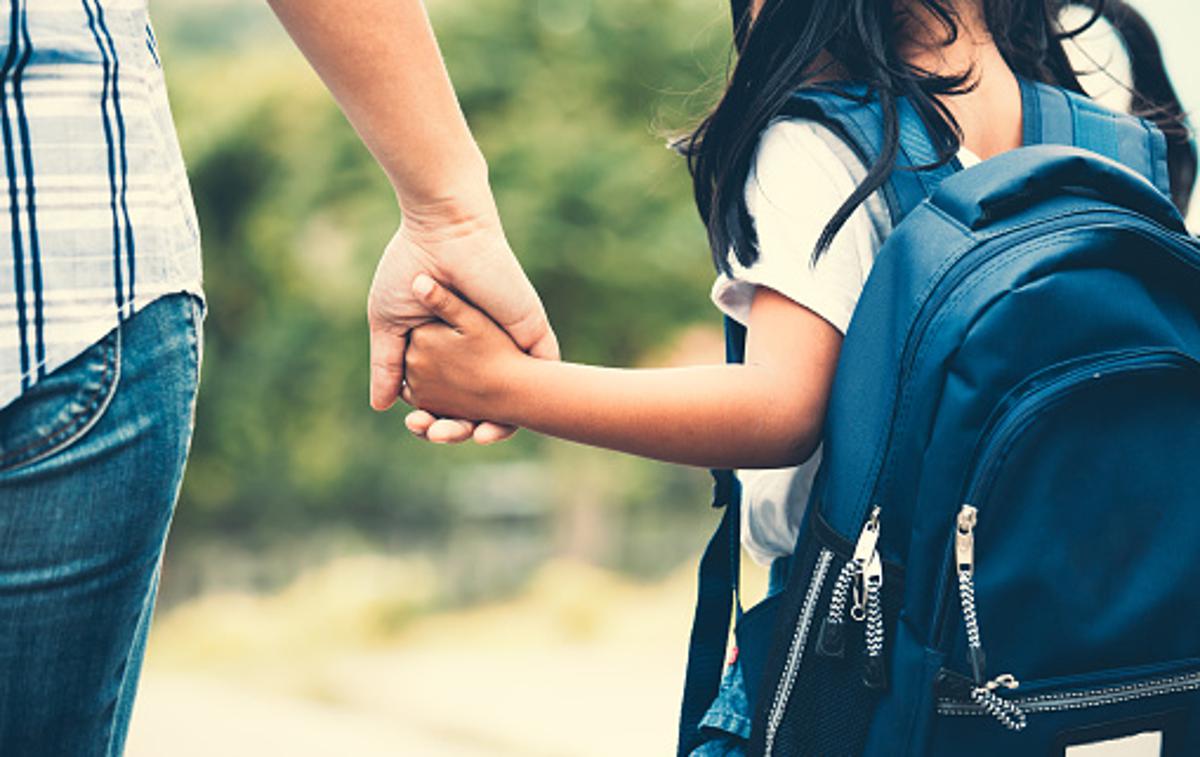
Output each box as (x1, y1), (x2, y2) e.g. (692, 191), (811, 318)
(154, 0), (729, 569)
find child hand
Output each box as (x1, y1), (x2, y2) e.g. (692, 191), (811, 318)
(402, 274), (528, 425)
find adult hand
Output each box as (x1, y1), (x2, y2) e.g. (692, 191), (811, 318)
(269, 0), (557, 442)
(401, 274), (528, 422)
(367, 191), (558, 444)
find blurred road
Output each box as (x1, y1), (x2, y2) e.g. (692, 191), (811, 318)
(126, 557), (771, 756)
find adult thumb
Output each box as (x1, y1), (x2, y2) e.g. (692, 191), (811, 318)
(523, 323), (560, 361)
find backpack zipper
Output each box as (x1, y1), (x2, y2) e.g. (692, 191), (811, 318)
(818, 506), (881, 650)
(816, 506), (888, 688)
(764, 548), (835, 757)
(933, 349), (1200, 731)
(937, 668), (1200, 716)
(955, 506), (985, 684)
(954, 504), (1026, 731)
(861, 548), (887, 689)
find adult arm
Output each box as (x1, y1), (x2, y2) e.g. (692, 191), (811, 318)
(267, 0), (558, 442)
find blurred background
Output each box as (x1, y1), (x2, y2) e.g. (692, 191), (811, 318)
(128, 1), (1197, 754)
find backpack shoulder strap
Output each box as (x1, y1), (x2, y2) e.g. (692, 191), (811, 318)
(781, 86), (962, 225)
(782, 80), (1173, 220)
(1020, 78), (1172, 197)
(677, 316), (745, 756)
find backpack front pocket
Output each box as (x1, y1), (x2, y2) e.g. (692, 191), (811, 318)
(922, 348), (1200, 748)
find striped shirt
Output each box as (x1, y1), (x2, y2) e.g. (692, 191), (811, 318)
(0, 0), (202, 411)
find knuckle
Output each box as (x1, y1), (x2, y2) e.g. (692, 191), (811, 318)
(409, 328), (430, 351)
(431, 289), (453, 313)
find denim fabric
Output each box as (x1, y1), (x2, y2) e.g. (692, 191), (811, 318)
(690, 555), (794, 756)
(692, 658), (753, 756)
(0, 293), (202, 755)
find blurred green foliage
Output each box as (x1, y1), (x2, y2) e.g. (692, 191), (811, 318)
(151, 0), (733, 588)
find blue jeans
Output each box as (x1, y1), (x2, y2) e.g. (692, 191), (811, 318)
(691, 557), (793, 756)
(0, 294), (202, 755)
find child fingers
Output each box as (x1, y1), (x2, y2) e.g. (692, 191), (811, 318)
(412, 274), (485, 331)
(405, 405), (475, 445)
(405, 409), (436, 437)
(473, 422), (518, 444)
(426, 418), (477, 444)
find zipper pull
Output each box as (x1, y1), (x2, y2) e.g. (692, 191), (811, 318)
(956, 505), (977, 576)
(982, 674), (1019, 692)
(971, 674), (1027, 731)
(954, 505), (1025, 730)
(956, 505), (987, 684)
(816, 507), (882, 658)
(853, 507), (883, 564)
(861, 550), (887, 689)
(850, 506), (882, 622)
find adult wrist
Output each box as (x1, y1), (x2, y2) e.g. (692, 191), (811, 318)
(397, 189), (504, 258)
(392, 148), (494, 227)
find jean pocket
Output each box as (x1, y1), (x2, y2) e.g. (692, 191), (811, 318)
(0, 328), (121, 473)
(187, 293), (205, 380)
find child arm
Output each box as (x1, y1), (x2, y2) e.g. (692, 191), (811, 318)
(403, 275), (842, 469)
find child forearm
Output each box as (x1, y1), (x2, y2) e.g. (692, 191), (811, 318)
(401, 277), (839, 466)
(497, 358), (822, 469)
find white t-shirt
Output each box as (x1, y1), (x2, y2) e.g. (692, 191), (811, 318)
(711, 118), (980, 566)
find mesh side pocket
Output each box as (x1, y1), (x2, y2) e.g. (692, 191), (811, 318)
(773, 613), (884, 755)
(759, 551), (904, 756)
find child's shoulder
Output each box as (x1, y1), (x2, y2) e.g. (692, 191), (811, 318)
(751, 116), (871, 197)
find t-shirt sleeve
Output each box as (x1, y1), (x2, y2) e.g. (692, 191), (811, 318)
(710, 119), (888, 335)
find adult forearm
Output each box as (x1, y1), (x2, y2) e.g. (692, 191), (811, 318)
(498, 360), (821, 469)
(267, 0), (487, 211)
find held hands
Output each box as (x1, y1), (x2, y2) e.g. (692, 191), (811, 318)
(367, 195), (558, 443)
(401, 274), (527, 424)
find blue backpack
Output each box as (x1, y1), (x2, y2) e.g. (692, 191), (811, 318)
(678, 78), (1200, 756)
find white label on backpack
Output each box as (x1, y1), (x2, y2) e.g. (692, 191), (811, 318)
(1065, 730), (1161, 757)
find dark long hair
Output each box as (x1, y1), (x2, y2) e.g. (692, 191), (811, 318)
(686, 0), (1196, 273)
